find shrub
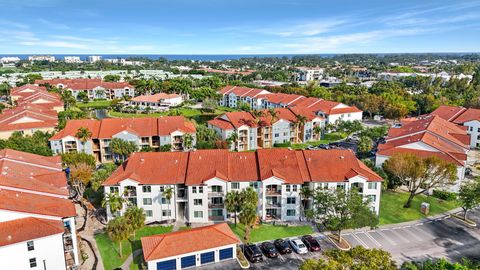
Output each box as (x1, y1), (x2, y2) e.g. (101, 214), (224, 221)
(432, 189), (457, 201)
(274, 142), (292, 148)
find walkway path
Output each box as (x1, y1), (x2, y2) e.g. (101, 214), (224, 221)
(76, 204), (105, 270)
(121, 249), (143, 270)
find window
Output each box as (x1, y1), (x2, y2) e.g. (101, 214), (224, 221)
(199, 186), (204, 193)
(143, 198), (152, 205)
(231, 182), (240, 189)
(194, 211), (203, 218)
(286, 185), (291, 192)
(110, 187), (119, 194)
(368, 182), (377, 190)
(29, 258), (36, 268)
(145, 210), (153, 217)
(336, 183), (345, 190)
(160, 186), (165, 192)
(192, 187), (197, 193)
(142, 186), (151, 193)
(210, 209), (223, 217)
(367, 195), (376, 202)
(161, 198), (170, 204)
(162, 210), (172, 217)
(293, 185), (298, 192)
(194, 199), (203, 206)
(286, 209), (296, 217)
(211, 186), (222, 193)
(250, 182), (259, 189)
(27, 241), (34, 251)
(287, 197), (296, 204)
(274, 133), (279, 138)
(211, 197), (223, 205)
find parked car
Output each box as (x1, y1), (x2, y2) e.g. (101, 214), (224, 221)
(317, 144), (330, 149)
(274, 239), (292, 254)
(244, 244), (264, 263)
(288, 238), (308, 254)
(301, 235), (321, 252)
(260, 241), (279, 258)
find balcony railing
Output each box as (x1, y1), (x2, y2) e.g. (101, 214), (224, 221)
(209, 203), (225, 208)
(266, 190), (281, 196)
(209, 216), (225, 221)
(124, 190), (137, 197)
(266, 202), (281, 208)
(208, 192), (224, 197)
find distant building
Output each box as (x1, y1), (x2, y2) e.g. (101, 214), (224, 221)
(252, 80), (287, 87)
(0, 149), (79, 269)
(88, 55), (102, 63)
(35, 78), (135, 100)
(295, 67), (325, 81)
(64, 56), (82, 63)
(129, 93), (183, 111)
(50, 116), (197, 163)
(0, 57), (20, 63)
(28, 55), (55, 62)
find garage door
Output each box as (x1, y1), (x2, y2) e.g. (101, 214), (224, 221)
(181, 255), (196, 269)
(219, 247), (233, 260)
(200, 251), (215, 264)
(157, 259), (176, 270)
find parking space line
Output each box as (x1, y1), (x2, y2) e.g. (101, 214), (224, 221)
(401, 227), (424, 242)
(376, 230), (397, 246)
(391, 228), (411, 243)
(352, 233), (369, 248)
(409, 224), (434, 239)
(362, 232), (382, 247)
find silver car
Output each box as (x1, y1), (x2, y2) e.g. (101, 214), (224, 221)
(288, 238), (308, 254)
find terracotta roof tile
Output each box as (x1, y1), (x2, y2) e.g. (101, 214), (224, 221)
(0, 217), (64, 247)
(142, 223), (239, 261)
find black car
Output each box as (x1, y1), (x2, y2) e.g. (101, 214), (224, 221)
(260, 241), (279, 258)
(317, 144), (330, 150)
(244, 244), (264, 263)
(301, 235), (321, 252)
(274, 239), (292, 254)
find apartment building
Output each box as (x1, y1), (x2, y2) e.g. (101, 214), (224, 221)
(218, 86), (362, 124)
(28, 55), (55, 62)
(88, 55), (102, 63)
(294, 67), (325, 81)
(50, 116), (196, 163)
(10, 84), (65, 112)
(64, 56), (82, 63)
(208, 109), (325, 150)
(102, 148), (382, 225)
(376, 114), (470, 192)
(0, 149), (79, 269)
(129, 93), (183, 111)
(35, 78), (135, 100)
(432, 105), (480, 149)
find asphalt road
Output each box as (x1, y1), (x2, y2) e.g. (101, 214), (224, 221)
(343, 208), (480, 264)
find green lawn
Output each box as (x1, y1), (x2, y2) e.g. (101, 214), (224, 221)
(290, 132), (347, 149)
(130, 253), (144, 270)
(229, 223), (314, 243)
(95, 225), (172, 270)
(379, 190), (460, 225)
(76, 100), (112, 109)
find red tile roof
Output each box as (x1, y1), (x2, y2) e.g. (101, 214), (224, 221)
(0, 105), (58, 132)
(207, 118), (235, 130)
(0, 189), (76, 218)
(142, 223), (240, 261)
(431, 105), (467, 122)
(259, 93), (305, 105)
(131, 93), (181, 103)
(0, 217), (64, 247)
(104, 149), (381, 186)
(221, 112), (258, 129)
(451, 108), (480, 124)
(219, 86), (267, 97)
(50, 116), (195, 140)
(35, 78), (133, 90)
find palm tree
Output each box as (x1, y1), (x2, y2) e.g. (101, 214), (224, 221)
(239, 206), (257, 242)
(226, 132), (239, 151)
(294, 114), (307, 143)
(268, 108), (278, 122)
(163, 187), (174, 220)
(183, 133), (194, 151)
(313, 125), (322, 141)
(299, 186), (313, 221)
(75, 127), (92, 152)
(106, 216), (132, 257)
(225, 191), (242, 226)
(102, 192), (126, 217)
(124, 206), (146, 238)
(110, 138), (138, 163)
(251, 110), (264, 118)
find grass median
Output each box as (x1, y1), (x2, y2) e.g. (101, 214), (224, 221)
(229, 223), (314, 243)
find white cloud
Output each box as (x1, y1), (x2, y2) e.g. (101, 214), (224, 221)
(39, 18), (70, 30)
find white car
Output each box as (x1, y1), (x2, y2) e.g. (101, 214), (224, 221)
(288, 238), (308, 254)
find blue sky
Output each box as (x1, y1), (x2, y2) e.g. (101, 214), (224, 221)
(0, 0), (479, 54)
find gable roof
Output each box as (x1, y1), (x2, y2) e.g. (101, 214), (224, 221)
(142, 223), (240, 261)
(35, 78), (133, 90)
(131, 93), (181, 103)
(0, 217), (64, 247)
(0, 105), (58, 132)
(431, 105), (467, 122)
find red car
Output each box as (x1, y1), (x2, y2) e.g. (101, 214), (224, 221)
(301, 235), (321, 252)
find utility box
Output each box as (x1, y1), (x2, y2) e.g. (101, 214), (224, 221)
(421, 202), (430, 215)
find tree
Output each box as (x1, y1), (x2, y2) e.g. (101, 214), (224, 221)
(357, 136), (373, 155)
(75, 127), (92, 152)
(61, 152), (96, 168)
(401, 258), (478, 270)
(124, 206), (146, 238)
(238, 187), (258, 241)
(458, 179), (480, 221)
(313, 125), (322, 140)
(110, 138), (138, 163)
(202, 98), (218, 112)
(60, 90), (76, 109)
(225, 191), (242, 226)
(183, 133), (194, 150)
(312, 187), (378, 244)
(162, 187), (174, 220)
(106, 216), (132, 257)
(104, 74), (121, 82)
(0, 131), (53, 156)
(102, 192), (126, 217)
(237, 101), (251, 111)
(383, 153), (457, 208)
(92, 163), (117, 191)
(299, 186), (313, 221)
(226, 132), (239, 151)
(70, 162), (94, 203)
(300, 246), (397, 270)
(294, 114), (308, 143)
(196, 124), (220, 149)
(77, 91), (89, 103)
(268, 108), (279, 122)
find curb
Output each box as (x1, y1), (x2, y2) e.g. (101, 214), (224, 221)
(451, 214), (477, 228)
(325, 234), (351, 251)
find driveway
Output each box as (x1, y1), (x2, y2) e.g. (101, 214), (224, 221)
(343, 209), (480, 264)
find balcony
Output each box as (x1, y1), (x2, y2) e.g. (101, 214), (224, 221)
(208, 192), (224, 197)
(265, 189), (281, 196)
(209, 202), (225, 208)
(65, 250), (76, 269)
(208, 216), (225, 221)
(124, 189), (137, 198)
(266, 202), (281, 208)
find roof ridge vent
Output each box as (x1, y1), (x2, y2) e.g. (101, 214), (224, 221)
(339, 156), (344, 160)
